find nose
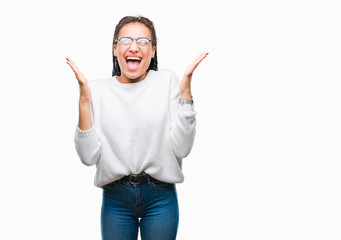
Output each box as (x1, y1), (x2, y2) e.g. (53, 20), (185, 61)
(129, 40), (139, 52)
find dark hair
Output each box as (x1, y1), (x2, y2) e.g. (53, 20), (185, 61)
(112, 16), (158, 77)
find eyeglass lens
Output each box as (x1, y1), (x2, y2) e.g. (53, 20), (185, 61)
(118, 37), (151, 48)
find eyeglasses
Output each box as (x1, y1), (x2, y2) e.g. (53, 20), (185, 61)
(115, 37), (152, 48)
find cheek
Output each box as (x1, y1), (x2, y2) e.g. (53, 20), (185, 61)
(116, 49), (126, 67)
(144, 49), (153, 62)
(143, 54), (152, 66)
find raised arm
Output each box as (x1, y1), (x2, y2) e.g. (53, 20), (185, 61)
(169, 52), (208, 158)
(66, 57), (101, 166)
(66, 57), (92, 130)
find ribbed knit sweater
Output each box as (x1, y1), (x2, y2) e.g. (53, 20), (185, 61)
(74, 69), (197, 188)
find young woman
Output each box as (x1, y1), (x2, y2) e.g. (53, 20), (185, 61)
(66, 16), (208, 240)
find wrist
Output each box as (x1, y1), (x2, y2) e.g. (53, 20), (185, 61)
(79, 96), (90, 104)
(180, 89), (192, 100)
(79, 85), (90, 102)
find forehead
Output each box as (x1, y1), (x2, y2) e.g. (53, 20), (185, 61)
(118, 22), (152, 38)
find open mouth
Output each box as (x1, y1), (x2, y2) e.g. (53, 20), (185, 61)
(125, 56), (142, 71)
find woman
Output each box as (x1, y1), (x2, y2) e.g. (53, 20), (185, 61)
(66, 16), (208, 240)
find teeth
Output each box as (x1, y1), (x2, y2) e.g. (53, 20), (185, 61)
(126, 57), (141, 61)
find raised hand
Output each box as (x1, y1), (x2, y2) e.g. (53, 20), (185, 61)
(66, 57), (88, 86)
(180, 52), (209, 99)
(66, 57), (91, 101)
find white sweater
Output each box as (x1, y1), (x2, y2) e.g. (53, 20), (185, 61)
(74, 69), (197, 188)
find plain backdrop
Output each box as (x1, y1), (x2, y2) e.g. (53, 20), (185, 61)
(1, 0), (340, 239)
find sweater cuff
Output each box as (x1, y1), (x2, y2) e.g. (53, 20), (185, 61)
(179, 103), (197, 118)
(76, 125), (95, 138)
(178, 102), (196, 112)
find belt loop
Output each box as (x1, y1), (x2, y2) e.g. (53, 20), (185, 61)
(146, 173), (151, 183)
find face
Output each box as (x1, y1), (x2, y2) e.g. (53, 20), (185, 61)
(114, 22), (156, 82)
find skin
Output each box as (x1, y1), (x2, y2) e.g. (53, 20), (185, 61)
(66, 23), (208, 131)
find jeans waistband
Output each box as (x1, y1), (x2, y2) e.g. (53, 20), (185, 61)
(119, 172), (159, 185)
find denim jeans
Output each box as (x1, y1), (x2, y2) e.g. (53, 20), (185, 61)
(101, 178), (179, 240)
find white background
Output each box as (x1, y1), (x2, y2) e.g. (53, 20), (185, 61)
(1, 0), (340, 239)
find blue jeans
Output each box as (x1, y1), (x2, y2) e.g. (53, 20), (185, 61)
(101, 178), (179, 240)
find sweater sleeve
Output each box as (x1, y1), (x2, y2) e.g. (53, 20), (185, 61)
(74, 96), (102, 166)
(169, 73), (197, 158)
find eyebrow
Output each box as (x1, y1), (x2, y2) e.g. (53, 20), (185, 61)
(118, 36), (151, 39)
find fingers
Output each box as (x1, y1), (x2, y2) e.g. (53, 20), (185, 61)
(66, 57), (88, 85)
(184, 52), (209, 77)
(194, 52), (209, 68)
(66, 57), (79, 73)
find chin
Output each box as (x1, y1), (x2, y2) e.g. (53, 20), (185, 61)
(122, 65), (150, 80)
(124, 71), (143, 80)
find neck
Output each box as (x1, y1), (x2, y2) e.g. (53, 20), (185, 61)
(117, 71), (148, 84)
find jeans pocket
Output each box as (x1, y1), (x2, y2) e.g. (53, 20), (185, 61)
(151, 181), (174, 190)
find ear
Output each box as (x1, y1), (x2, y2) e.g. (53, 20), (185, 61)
(152, 46), (156, 58)
(113, 44), (117, 57)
